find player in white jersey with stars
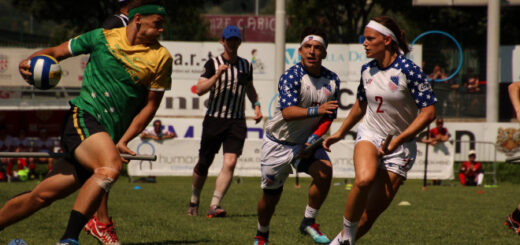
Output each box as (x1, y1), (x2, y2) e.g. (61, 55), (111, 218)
(325, 16), (437, 245)
(254, 26), (339, 245)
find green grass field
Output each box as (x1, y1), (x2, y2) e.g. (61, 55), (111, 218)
(1, 176), (519, 245)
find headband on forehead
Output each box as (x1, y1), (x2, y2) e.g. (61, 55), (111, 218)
(300, 35), (326, 48)
(128, 4), (167, 20)
(366, 20), (403, 54)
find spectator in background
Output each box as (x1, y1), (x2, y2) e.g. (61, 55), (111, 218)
(421, 118), (450, 146)
(137, 119), (175, 183)
(0, 126), (15, 181)
(12, 129), (31, 152)
(463, 68), (480, 93)
(429, 64), (447, 81)
(140, 119), (176, 141)
(8, 148), (29, 182)
(12, 129), (37, 179)
(0, 126), (12, 165)
(458, 150), (483, 186)
(33, 128), (55, 170)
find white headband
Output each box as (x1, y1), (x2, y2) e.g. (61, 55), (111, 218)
(300, 35), (326, 48)
(366, 20), (403, 54)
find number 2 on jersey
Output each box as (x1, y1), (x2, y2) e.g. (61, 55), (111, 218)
(375, 96), (384, 113)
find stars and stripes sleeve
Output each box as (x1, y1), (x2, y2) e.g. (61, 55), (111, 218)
(356, 64), (369, 102)
(356, 79), (367, 102)
(404, 61), (437, 108)
(326, 73), (341, 119)
(278, 70), (301, 110)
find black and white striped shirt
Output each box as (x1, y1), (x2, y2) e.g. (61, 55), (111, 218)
(102, 13), (129, 29)
(201, 55), (253, 119)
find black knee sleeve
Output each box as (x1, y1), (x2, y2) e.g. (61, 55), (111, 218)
(263, 186), (283, 196)
(194, 153), (215, 177)
(194, 163), (208, 177)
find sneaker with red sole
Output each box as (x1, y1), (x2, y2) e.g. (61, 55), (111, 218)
(84, 216), (121, 245)
(300, 222), (330, 244)
(207, 205), (227, 218)
(254, 235), (268, 245)
(505, 214), (520, 235)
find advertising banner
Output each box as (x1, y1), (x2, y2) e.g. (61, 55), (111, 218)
(127, 137), (454, 179)
(203, 15), (276, 42)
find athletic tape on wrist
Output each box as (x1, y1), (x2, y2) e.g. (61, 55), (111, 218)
(307, 107), (319, 117)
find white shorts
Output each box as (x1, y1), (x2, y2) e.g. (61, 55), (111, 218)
(260, 135), (329, 189)
(356, 125), (417, 178)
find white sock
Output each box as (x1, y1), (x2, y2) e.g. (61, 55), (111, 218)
(210, 191), (223, 207)
(190, 186), (201, 204)
(304, 205), (319, 219)
(258, 223), (269, 233)
(477, 173), (484, 186)
(341, 217), (358, 245)
(330, 232), (343, 245)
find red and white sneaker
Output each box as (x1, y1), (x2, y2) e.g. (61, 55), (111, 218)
(207, 205), (227, 218)
(505, 214), (520, 235)
(84, 216), (121, 245)
(254, 235), (268, 245)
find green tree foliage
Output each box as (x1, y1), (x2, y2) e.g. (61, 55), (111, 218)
(286, 0), (403, 43)
(10, 0), (115, 33)
(9, 0), (220, 42)
(162, 0), (215, 41)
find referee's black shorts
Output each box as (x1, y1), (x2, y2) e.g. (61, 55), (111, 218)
(199, 115), (247, 157)
(60, 105), (107, 184)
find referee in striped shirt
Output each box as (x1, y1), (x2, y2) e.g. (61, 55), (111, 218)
(187, 25), (263, 218)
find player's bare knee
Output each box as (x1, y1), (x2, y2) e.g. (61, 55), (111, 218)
(29, 191), (57, 208)
(222, 161), (237, 172)
(319, 164), (333, 180)
(311, 161), (332, 181)
(354, 176), (374, 190)
(93, 167), (120, 192)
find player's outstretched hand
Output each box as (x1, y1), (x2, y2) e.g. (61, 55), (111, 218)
(323, 133), (342, 152)
(318, 100), (338, 115)
(116, 141), (136, 164)
(254, 107), (263, 124)
(18, 58), (33, 84)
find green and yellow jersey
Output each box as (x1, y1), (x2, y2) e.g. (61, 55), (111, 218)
(68, 27), (172, 141)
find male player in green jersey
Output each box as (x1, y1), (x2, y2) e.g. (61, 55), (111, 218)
(0, 2), (171, 245)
